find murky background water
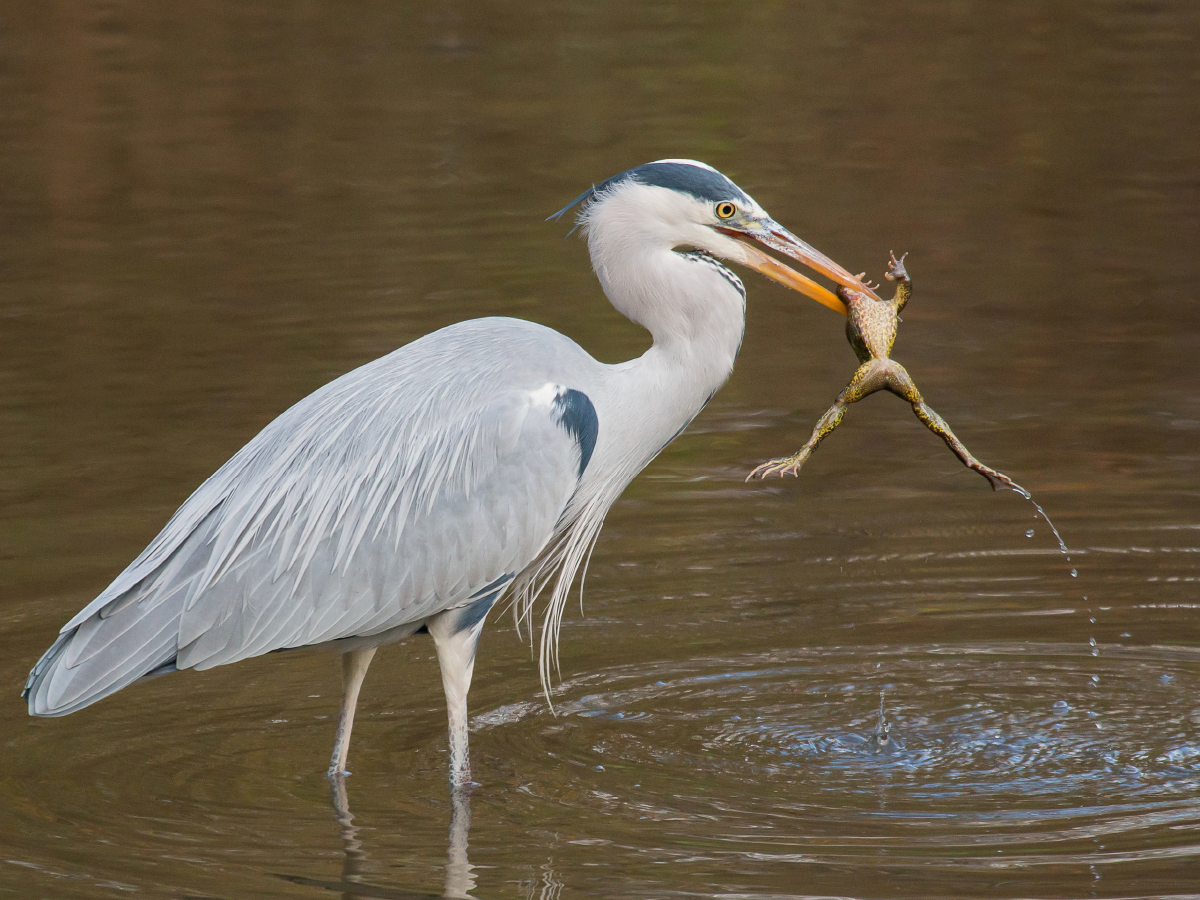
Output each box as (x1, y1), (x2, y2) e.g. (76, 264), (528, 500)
(2, 2), (1199, 898)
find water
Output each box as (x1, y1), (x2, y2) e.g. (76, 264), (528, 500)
(2, 2), (1199, 898)
(1014, 487), (1073, 560)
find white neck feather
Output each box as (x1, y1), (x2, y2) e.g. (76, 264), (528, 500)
(583, 184), (747, 470)
(515, 179), (751, 700)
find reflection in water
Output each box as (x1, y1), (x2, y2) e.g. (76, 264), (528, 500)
(329, 775), (369, 891)
(444, 790), (475, 900)
(524, 863), (564, 900)
(320, 777), (476, 900)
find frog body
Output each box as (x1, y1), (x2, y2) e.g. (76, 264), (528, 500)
(749, 253), (1016, 491)
(846, 289), (900, 362)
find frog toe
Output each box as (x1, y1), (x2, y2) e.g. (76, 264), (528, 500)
(886, 251), (909, 282)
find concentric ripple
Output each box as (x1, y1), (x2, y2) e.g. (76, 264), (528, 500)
(473, 642), (1200, 872)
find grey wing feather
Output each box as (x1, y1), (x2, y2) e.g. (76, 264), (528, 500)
(25, 318), (597, 715)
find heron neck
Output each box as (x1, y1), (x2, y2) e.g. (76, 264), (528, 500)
(596, 245), (746, 465)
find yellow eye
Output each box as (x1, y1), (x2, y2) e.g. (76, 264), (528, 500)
(715, 201), (736, 219)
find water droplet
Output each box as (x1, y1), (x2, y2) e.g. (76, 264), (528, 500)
(1025, 528), (1035, 538)
(1053, 700), (1070, 712)
(1070, 568), (1078, 577)
(1015, 493), (1070, 554)
(1089, 617), (1096, 624)
(1091, 674), (1100, 683)
(1089, 637), (1097, 646)
(1092, 647), (1099, 657)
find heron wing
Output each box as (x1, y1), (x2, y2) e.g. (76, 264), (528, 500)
(26, 318), (598, 714)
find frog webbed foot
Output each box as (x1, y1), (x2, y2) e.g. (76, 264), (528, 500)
(885, 251), (909, 284)
(975, 466), (1019, 492)
(747, 452), (810, 481)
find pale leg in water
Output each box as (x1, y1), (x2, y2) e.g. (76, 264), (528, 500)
(328, 646), (378, 777)
(428, 603), (493, 790)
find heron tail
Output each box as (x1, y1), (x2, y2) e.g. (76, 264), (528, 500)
(23, 578), (183, 717)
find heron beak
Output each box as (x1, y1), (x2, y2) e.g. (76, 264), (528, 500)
(718, 220), (881, 316)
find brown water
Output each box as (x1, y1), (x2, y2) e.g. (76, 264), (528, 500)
(2, 3), (1199, 898)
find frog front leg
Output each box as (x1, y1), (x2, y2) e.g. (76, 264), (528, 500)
(886, 251), (911, 314)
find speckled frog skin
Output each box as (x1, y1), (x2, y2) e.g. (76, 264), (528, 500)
(749, 252), (1016, 491)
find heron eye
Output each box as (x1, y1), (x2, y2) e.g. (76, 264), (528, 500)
(715, 201), (736, 219)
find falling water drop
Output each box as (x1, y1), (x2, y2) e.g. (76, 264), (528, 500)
(1025, 528), (1035, 537)
(1071, 568), (1078, 577)
(1011, 486), (1071, 557)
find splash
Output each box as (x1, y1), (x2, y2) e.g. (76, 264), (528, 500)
(867, 690), (898, 755)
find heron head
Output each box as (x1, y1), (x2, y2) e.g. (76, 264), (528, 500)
(551, 159), (879, 315)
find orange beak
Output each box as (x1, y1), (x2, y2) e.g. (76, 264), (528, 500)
(719, 221), (881, 316)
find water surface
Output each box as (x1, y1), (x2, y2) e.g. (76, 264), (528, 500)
(2, 2), (1198, 898)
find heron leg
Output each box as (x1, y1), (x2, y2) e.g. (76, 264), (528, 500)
(748, 361), (890, 480)
(428, 598), (495, 791)
(882, 362), (1017, 491)
(328, 646), (377, 777)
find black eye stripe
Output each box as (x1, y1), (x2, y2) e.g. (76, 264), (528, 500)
(549, 162), (753, 224)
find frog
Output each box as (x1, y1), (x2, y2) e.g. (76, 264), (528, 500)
(748, 252), (1017, 491)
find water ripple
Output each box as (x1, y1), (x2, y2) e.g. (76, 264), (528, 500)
(476, 642), (1200, 871)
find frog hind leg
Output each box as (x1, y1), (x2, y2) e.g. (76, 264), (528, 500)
(748, 361), (890, 480)
(881, 361), (1018, 492)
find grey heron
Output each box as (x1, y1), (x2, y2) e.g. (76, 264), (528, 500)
(24, 159), (875, 789)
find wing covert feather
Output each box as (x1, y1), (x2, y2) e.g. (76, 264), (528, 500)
(28, 318), (600, 713)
